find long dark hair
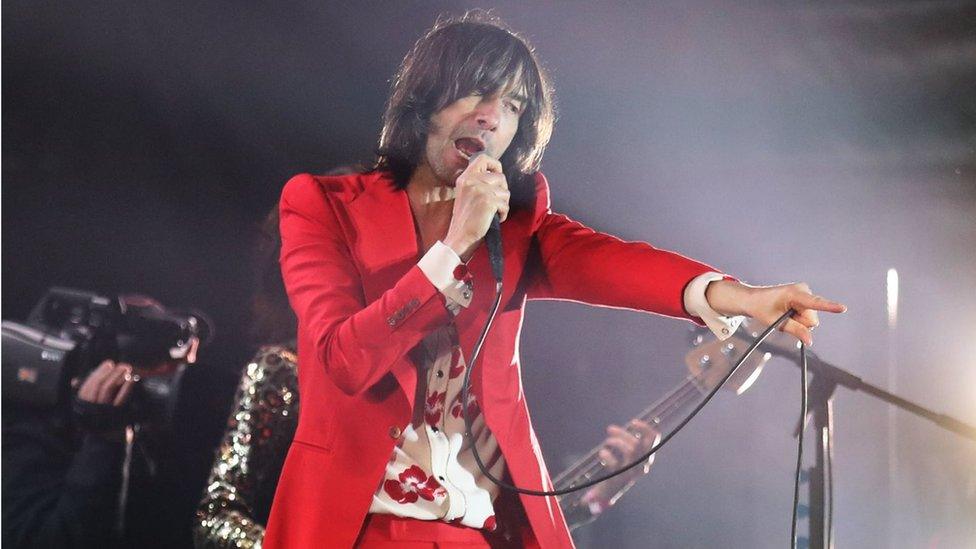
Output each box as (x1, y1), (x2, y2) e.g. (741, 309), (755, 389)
(375, 11), (556, 200)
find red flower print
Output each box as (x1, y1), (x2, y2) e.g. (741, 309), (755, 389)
(483, 515), (497, 532)
(383, 465), (446, 504)
(425, 391), (446, 427)
(448, 348), (465, 379)
(450, 391), (479, 420)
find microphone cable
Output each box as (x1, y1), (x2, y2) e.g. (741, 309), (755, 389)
(461, 275), (806, 499)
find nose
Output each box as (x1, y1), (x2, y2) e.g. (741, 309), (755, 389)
(474, 96), (501, 132)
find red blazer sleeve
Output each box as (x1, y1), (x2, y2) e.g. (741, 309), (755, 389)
(278, 174), (450, 395)
(527, 172), (718, 321)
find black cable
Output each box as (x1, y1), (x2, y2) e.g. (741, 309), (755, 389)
(791, 343), (808, 549)
(461, 279), (799, 497)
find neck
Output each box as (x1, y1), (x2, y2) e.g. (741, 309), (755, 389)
(407, 163), (456, 211)
(406, 166), (455, 253)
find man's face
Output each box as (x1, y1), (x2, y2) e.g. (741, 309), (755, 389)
(422, 84), (526, 185)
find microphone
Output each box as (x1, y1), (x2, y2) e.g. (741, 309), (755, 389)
(486, 214), (503, 282)
(467, 152), (504, 282)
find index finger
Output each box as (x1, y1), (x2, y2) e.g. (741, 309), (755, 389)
(77, 361), (115, 401)
(793, 293), (847, 314)
(89, 360), (116, 379)
(467, 152), (503, 174)
(113, 377), (136, 407)
(95, 365), (129, 404)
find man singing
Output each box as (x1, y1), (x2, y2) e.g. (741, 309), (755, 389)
(265, 11), (845, 548)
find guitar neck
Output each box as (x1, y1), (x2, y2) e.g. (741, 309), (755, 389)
(552, 374), (708, 489)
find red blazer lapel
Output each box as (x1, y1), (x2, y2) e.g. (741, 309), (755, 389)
(345, 174), (418, 294)
(345, 173), (421, 410)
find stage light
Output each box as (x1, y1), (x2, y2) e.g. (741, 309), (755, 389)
(886, 268), (899, 329)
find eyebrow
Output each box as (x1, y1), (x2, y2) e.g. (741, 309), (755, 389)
(505, 92), (528, 104)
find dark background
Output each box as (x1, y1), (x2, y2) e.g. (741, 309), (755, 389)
(4, 1), (975, 547)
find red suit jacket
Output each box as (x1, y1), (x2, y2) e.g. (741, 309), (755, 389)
(264, 170), (716, 548)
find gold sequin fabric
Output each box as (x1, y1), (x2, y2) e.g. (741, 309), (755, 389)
(194, 345), (298, 548)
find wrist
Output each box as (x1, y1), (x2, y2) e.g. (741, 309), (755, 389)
(87, 428), (127, 444)
(442, 234), (477, 262)
(704, 280), (754, 318)
(72, 397), (130, 433)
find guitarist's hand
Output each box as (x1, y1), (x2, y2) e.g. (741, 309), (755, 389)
(582, 419), (660, 511)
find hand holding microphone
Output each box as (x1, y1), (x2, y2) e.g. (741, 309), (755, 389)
(443, 152), (510, 263)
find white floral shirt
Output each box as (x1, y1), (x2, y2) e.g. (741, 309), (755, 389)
(367, 324), (502, 531)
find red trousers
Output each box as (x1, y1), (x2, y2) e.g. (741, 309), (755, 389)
(355, 514), (540, 548)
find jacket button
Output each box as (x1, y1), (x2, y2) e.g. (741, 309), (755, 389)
(388, 425), (402, 439)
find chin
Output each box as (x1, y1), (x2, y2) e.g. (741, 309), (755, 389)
(445, 172), (463, 187)
(439, 162), (465, 185)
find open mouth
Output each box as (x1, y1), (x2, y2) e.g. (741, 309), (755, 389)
(454, 137), (485, 160)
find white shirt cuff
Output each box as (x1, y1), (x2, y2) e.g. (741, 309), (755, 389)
(417, 241), (473, 315)
(683, 272), (744, 341)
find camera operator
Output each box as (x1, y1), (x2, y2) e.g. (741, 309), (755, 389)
(2, 291), (204, 549)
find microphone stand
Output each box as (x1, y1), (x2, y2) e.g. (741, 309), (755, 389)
(759, 341), (976, 549)
(793, 369), (837, 549)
